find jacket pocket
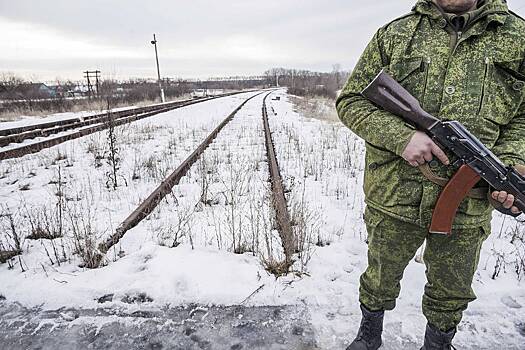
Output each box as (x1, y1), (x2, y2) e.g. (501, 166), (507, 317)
(387, 57), (429, 106)
(364, 142), (397, 171)
(387, 57), (424, 83)
(480, 58), (525, 126)
(364, 143), (422, 208)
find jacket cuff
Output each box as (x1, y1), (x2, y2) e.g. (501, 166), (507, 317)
(393, 127), (417, 157)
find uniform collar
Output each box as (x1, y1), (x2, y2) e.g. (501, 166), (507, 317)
(413, 0), (509, 27)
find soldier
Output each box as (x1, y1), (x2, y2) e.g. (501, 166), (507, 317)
(336, 0), (525, 349)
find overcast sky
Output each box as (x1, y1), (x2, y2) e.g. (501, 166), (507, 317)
(1, 0), (524, 82)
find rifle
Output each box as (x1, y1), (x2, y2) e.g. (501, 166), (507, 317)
(361, 70), (525, 235)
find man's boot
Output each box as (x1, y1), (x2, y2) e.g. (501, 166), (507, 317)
(420, 323), (457, 350)
(346, 304), (384, 350)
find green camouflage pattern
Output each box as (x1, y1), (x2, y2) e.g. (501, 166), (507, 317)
(360, 207), (490, 331)
(336, 0), (525, 229)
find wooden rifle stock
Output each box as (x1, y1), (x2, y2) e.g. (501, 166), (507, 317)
(362, 70), (440, 130)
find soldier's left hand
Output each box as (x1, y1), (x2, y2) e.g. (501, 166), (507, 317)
(491, 165), (525, 215)
(491, 191), (521, 214)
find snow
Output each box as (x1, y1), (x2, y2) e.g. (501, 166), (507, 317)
(0, 242), (272, 309)
(0, 93), (235, 131)
(0, 106), (136, 131)
(0, 91), (261, 247)
(0, 90), (524, 349)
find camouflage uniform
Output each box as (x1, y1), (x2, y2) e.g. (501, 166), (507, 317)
(336, 0), (525, 331)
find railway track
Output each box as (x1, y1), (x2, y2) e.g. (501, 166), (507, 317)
(261, 93), (295, 269)
(95, 90), (294, 270)
(0, 90), (255, 161)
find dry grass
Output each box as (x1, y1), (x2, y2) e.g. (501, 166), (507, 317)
(0, 94), (193, 123)
(289, 95), (340, 123)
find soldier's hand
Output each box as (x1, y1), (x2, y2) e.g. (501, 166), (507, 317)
(402, 131), (450, 167)
(491, 165), (525, 215)
(491, 191), (521, 214)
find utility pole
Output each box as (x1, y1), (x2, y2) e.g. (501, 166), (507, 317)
(150, 34), (165, 103)
(95, 70), (100, 96)
(85, 72), (92, 99)
(84, 70), (101, 99)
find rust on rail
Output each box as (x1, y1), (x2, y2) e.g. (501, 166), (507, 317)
(96, 91), (266, 262)
(261, 92), (295, 270)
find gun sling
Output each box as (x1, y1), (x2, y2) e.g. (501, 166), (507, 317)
(418, 164), (487, 200)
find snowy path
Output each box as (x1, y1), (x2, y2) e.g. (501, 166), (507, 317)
(0, 300), (318, 350)
(2, 299), (520, 350)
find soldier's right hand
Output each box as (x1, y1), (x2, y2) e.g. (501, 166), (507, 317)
(402, 131), (450, 167)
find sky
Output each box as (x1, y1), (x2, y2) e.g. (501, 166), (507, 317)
(1, 0), (525, 82)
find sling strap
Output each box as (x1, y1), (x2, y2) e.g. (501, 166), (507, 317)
(418, 163), (487, 199)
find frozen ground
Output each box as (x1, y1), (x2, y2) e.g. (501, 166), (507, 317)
(0, 90), (524, 349)
(0, 91), (262, 261)
(0, 93), (217, 129)
(0, 300), (318, 350)
(0, 105), (142, 131)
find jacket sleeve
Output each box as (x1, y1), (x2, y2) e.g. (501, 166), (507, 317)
(491, 102), (525, 167)
(336, 29), (416, 156)
(488, 103), (525, 213)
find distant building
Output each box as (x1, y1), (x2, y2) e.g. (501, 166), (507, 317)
(0, 83), (55, 100)
(73, 84), (89, 96)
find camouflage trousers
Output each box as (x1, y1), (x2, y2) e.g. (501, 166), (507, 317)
(359, 206), (490, 332)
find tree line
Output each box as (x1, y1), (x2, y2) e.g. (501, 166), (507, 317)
(0, 67), (350, 117)
(264, 65), (350, 99)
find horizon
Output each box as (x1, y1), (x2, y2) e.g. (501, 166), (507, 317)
(4, 69), (348, 86)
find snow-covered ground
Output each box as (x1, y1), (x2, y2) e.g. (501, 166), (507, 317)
(0, 90), (524, 349)
(0, 91), (260, 256)
(0, 94), (215, 130)
(265, 92), (525, 349)
(0, 106), (140, 131)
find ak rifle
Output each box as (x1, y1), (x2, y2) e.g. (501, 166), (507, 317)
(362, 70), (525, 235)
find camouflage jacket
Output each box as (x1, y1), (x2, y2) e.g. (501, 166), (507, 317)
(336, 0), (525, 229)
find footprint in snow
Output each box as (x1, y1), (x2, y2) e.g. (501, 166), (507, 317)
(501, 295), (522, 309)
(343, 266), (354, 274)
